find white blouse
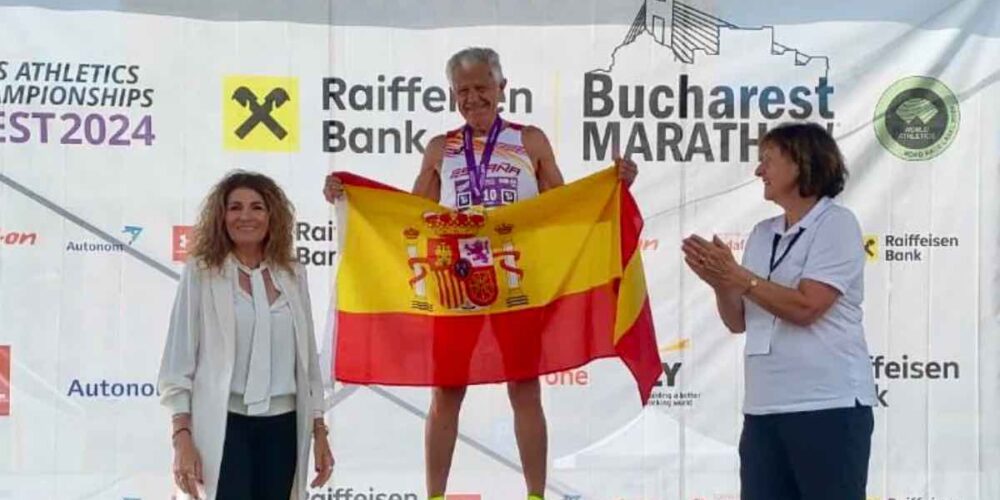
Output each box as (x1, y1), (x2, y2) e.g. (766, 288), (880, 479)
(229, 261), (297, 416)
(740, 197), (878, 415)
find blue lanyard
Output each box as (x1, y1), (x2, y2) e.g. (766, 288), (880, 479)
(768, 228), (805, 280)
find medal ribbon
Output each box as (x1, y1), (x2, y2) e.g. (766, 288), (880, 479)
(462, 116), (503, 206)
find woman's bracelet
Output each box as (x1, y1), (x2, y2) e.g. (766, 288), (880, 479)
(313, 421), (329, 436)
(171, 427), (191, 441)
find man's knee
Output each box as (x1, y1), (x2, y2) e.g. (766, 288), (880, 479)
(431, 386), (467, 415)
(507, 379), (542, 408)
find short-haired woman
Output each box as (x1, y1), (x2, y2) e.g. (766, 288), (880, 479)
(158, 171), (334, 499)
(682, 122), (877, 500)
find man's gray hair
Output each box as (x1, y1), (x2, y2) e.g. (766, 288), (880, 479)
(446, 47), (505, 86)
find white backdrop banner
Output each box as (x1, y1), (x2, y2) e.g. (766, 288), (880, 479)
(0, 1), (998, 499)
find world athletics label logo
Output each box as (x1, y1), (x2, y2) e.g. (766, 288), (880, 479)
(874, 76), (960, 161)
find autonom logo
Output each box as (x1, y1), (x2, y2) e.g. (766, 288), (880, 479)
(67, 378), (159, 398)
(66, 225), (142, 252)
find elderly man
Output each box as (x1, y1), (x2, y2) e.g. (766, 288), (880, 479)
(326, 47), (637, 500)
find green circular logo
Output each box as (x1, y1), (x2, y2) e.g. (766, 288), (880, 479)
(874, 76), (960, 161)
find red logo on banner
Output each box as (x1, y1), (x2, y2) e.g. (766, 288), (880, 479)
(0, 230), (38, 246)
(0, 346), (10, 416)
(172, 225), (194, 262)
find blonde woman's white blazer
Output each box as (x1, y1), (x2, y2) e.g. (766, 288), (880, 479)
(157, 258), (325, 500)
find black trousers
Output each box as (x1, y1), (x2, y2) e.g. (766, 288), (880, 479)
(739, 402), (874, 500)
(217, 411), (297, 500)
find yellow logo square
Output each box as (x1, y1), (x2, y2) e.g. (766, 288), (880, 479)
(863, 234), (880, 262)
(223, 75), (299, 152)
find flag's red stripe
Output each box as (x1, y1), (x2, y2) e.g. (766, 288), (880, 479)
(615, 184), (660, 405)
(336, 284), (618, 387)
(619, 184), (643, 267)
(334, 171), (405, 193)
(612, 298), (661, 405)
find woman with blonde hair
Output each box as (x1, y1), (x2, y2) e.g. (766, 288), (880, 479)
(158, 171), (334, 500)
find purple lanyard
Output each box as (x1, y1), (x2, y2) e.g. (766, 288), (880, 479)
(462, 116), (503, 205)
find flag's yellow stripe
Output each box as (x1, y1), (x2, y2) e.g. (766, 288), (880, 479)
(613, 249), (649, 343)
(337, 169), (623, 316)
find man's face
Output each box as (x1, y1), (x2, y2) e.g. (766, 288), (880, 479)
(451, 62), (505, 129)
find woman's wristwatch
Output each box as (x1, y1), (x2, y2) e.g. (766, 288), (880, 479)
(743, 274), (760, 295)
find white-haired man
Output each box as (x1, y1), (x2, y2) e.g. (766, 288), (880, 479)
(326, 47), (637, 500)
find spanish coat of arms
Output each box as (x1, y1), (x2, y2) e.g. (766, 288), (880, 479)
(403, 210), (528, 311)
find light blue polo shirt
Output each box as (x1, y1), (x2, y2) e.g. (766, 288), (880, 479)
(741, 197), (878, 415)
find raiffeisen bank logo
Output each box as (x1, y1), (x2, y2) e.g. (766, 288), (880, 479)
(585, 0), (835, 163)
(862, 232), (961, 263)
(223, 75), (299, 152)
(864, 234), (880, 262)
(308, 487), (418, 500)
(321, 74), (534, 155)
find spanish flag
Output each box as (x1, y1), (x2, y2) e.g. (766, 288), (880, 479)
(333, 167), (662, 404)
